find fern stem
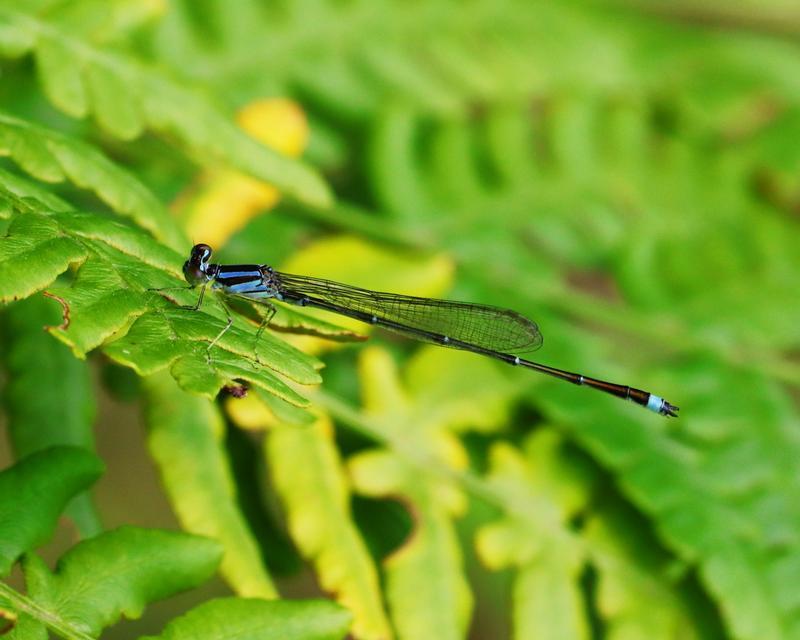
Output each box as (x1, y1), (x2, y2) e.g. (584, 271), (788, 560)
(313, 389), (577, 531)
(0, 583), (94, 640)
(618, 0), (800, 39)
(311, 389), (711, 607)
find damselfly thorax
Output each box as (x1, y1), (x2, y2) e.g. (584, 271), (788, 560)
(210, 264), (282, 299)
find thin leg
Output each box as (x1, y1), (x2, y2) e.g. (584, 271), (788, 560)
(145, 284), (195, 307)
(151, 283), (228, 364)
(206, 295), (233, 363)
(181, 284), (207, 311)
(253, 302), (277, 365)
(147, 285), (195, 293)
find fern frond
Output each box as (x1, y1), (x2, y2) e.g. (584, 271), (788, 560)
(0, 188), (321, 406)
(0, 5), (332, 208)
(144, 371), (278, 600)
(338, 346), (518, 639)
(2, 296), (100, 536)
(318, 393), (711, 639)
(142, 597), (351, 640)
(0, 447), (102, 576)
(477, 439), (590, 638)
(0, 111), (185, 249)
(19, 528), (221, 637)
(267, 415), (393, 640)
(538, 369), (800, 640)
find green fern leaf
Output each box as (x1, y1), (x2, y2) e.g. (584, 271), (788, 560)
(359, 43), (461, 115)
(267, 415), (393, 640)
(368, 106), (438, 219)
(3, 610), (45, 640)
(0, 111), (185, 249)
(0, 192), (321, 403)
(144, 371), (278, 599)
(538, 366), (800, 640)
(0, 203), (86, 303)
(20, 527), (221, 636)
(586, 501), (707, 640)
(32, 0), (163, 46)
(0, 6), (332, 208)
(0, 447), (103, 576)
(0, 166), (71, 211)
(142, 597), (351, 640)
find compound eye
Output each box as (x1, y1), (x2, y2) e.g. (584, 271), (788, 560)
(183, 260), (207, 285)
(191, 243), (213, 263)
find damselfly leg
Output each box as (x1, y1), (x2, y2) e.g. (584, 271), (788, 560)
(205, 294), (233, 362)
(251, 301), (277, 366)
(189, 284), (207, 311)
(150, 283), (235, 362)
(225, 296), (278, 366)
(145, 284), (195, 307)
(146, 283), (209, 313)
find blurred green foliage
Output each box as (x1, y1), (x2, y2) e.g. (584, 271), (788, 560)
(1, 1), (799, 639)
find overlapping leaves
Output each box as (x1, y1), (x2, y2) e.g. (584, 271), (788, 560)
(1, 295), (100, 536)
(0, 188), (321, 405)
(343, 346), (517, 639)
(0, 111), (184, 249)
(0, 448), (351, 640)
(144, 371), (278, 600)
(0, 2), (331, 209)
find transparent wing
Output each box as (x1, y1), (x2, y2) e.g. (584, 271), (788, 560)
(274, 272), (543, 353)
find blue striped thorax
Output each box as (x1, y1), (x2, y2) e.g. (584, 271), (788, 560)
(214, 264), (280, 299)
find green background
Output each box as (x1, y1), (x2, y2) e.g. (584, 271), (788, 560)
(1, 1), (799, 639)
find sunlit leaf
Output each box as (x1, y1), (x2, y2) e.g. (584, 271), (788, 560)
(346, 346), (517, 639)
(142, 597), (351, 640)
(0, 191), (321, 403)
(267, 415), (393, 640)
(475, 437), (590, 640)
(144, 372), (277, 599)
(178, 98), (310, 248)
(276, 235), (454, 356)
(0, 6), (332, 208)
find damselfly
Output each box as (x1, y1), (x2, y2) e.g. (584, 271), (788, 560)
(174, 244), (678, 417)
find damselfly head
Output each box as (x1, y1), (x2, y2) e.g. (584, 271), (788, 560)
(190, 243), (213, 263)
(183, 243), (213, 285)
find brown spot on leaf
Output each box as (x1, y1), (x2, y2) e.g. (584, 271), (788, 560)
(0, 607), (17, 635)
(221, 380), (249, 399)
(42, 291), (70, 330)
